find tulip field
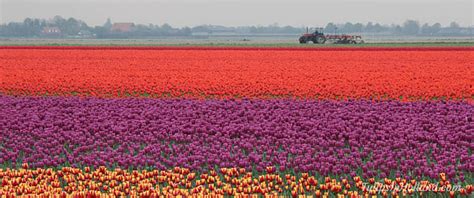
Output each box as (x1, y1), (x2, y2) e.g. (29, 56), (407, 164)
(1, 46), (473, 100)
(0, 46), (473, 197)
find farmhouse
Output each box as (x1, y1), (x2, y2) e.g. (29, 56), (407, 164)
(111, 23), (135, 32)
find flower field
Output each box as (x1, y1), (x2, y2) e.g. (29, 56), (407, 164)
(1, 47), (472, 100)
(0, 46), (473, 197)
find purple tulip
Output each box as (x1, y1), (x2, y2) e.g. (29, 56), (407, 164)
(0, 95), (472, 181)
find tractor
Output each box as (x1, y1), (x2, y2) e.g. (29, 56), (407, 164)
(299, 30), (326, 44)
(299, 29), (364, 44)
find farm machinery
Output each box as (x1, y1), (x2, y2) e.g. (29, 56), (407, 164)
(299, 29), (364, 44)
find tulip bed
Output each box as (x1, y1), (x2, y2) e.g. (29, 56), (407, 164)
(1, 47), (473, 101)
(0, 46), (473, 197)
(1, 166), (472, 197)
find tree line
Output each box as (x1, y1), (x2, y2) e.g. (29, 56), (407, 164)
(0, 16), (471, 38)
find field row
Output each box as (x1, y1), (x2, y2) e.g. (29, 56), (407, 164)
(1, 48), (472, 100)
(2, 46), (474, 51)
(1, 96), (472, 183)
(1, 166), (472, 197)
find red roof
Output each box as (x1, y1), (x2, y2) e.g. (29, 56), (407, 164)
(111, 23), (134, 32)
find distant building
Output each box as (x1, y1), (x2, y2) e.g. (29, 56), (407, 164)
(111, 23), (135, 32)
(77, 30), (95, 38)
(42, 27), (61, 35)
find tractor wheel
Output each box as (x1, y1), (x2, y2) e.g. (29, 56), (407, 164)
(299, 37), (307, 44)
(316, 36), (326, 44)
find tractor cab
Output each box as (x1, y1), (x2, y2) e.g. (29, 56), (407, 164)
(313, 30), (324, 36)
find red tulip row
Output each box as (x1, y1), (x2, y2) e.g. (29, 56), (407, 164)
(2, 46), (473, 51)
(1, 47), (472, 100)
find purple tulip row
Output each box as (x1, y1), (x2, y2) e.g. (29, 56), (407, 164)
(0, 96), (472, 181)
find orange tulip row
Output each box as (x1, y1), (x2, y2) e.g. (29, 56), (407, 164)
(1, 48), (472, 101)
(0, 165), (472, 197)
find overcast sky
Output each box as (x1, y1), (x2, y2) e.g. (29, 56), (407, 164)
(1, 0), (473, 27)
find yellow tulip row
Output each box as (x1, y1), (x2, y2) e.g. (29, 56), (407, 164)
(0, 165), (472, 198)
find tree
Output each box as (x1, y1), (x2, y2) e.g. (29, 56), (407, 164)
(421, 23), (441, 35)
(373, 23), (385, 33)
(449, 22), (460, 29)
(447, 22), (462, 35)
(63, 18), (81, 35)
(22, 18), (42, 36)
(192, 25), (210, 33)
(159, 23), (175, 36)
(93, 26), (109, 38)
(402, 20), (420, 35)
(391, 24), (403, 35)
(103, 18), (112, 30)
(324, 23), (337, 34)
(353, 23), (364, 33)
(281, 25), (298, 34)
(341, 22), (354, 33)
(365, 22), (374, 32)
(421, 23), (432, 35)
(2, 22), (28, 37)
(181, 27), (192, 35)
(161, 23), (173, 31)
(431, 23), (441, 34)
(248, 26), (258, 34)
(52, 15), (66, 27)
